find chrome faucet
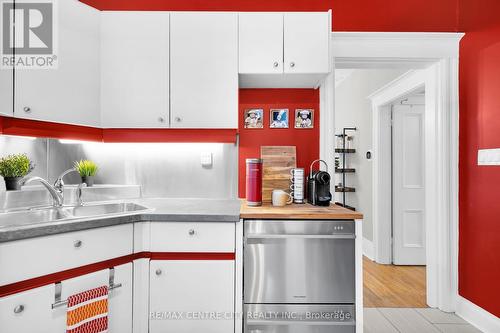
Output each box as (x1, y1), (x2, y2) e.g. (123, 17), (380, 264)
(54, 168), (79, 193)
(19, 177), (64, 207)
(76, 182), (87, 206)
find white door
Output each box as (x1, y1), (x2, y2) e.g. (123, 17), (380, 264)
(392, 103), (426, 265)
(283, 12), (330, 74)
(149, 260), (235, 333)
(239, 13), (284, 74)
(170, 12), (238, 129)
(14, 0), (101, 127)
(0, 68), (13, 116)
(101, 12), (170, 128)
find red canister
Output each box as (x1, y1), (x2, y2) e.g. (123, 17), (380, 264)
(246, 158), (263, 206)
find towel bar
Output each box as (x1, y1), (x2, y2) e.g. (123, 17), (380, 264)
(51, 267), (122, 309)
(51, 282), (121, 309)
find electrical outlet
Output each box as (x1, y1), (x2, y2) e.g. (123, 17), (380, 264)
(478, 148), (500, 165)
(200, 152), (213, 167)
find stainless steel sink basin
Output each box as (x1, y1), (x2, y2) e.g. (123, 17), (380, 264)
(62, 203), (148, 218)
(0, 208), (71, 228)
(0, 202), (149, 229)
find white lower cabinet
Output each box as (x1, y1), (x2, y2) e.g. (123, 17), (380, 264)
(149, 260), (235, 333)
(0, 264), (132, 333)
(0, 284), (58, 333)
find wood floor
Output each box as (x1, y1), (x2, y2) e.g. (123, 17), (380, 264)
(363, 256), (427, 308)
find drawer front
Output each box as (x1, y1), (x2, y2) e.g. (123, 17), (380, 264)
(0, 224), (133, 286)
(150, 222), (235, 253)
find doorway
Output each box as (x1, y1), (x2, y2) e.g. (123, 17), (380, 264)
(334, 69), (428, 309)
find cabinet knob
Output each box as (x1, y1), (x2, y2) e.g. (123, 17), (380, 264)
(174, 117), (182, 122)
(13, 305), (24, 314)
(290, 62), (295, 68)
(158, 117), (165, 123)
(155, 269), (162, 276)
(273, 62), (279, 68)
(188, 229), (195, 236)
(23, 107), (31, 113)
(73, 240), (82, 248)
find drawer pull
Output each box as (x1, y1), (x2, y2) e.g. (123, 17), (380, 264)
(13, 305), (24, 314)
(188, 229), (196, 236)
(73, 240), (82, 248)
(155, 269), (162, 276)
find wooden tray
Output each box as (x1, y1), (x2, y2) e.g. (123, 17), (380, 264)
(260, 146), (296, 202)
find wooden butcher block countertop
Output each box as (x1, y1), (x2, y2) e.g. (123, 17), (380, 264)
(240, 201), (363, 220)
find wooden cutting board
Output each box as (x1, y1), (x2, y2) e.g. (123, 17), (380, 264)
(260, 146), (296, 202)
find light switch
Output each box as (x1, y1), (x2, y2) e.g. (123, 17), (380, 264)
(200, 152), (213, 167)
(478, 148), (500, 165)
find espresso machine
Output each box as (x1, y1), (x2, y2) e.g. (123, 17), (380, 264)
(307, 159), (332, 206)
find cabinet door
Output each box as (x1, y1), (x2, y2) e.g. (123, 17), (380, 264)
(14, 0), (100, 126)
(108, 263), (133, 333)
(170, 12), (238, 129)
(0, 284), (58, 333)
(101, 12), (169, 128)
(0, 68), (13, 117)
(283, 12), (330, 74)
(239, 13), (283, 74)
(150, 260), (235, 333)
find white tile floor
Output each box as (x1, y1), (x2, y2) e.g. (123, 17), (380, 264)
(364, 308), (482, 333)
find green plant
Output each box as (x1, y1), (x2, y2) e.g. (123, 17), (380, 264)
(0, 154), (34, 178)
(74, 160), (98, 177)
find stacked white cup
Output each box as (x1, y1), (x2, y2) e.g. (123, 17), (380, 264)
(290, 168), (305, 204)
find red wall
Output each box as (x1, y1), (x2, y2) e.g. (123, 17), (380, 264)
(23, 0), (500, 318)
(238, 89), (319, 198)
(80, 0), (460, 32)
(458, 0), (500, 317)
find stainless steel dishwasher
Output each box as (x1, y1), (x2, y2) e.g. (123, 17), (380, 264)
(244, 219), (356, 333)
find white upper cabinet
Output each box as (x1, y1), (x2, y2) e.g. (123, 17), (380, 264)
(0, 69), (13, 117)
(101, 12), (169, 128)
(283, 12), (331, 74)
(170, 12), (238, 129)
(239, 13), (284, 74)
(14, 0), (101, 127)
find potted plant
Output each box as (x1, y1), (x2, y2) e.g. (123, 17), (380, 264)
(0, 154), (34, 191)
(74, 160), (98, 187)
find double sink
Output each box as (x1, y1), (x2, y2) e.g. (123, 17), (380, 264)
(0, 202), (149, 228)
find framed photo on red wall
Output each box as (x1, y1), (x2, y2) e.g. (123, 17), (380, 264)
(295, 109), (314, 129)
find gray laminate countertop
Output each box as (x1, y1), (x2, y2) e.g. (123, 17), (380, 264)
(0, 198), (241, 243)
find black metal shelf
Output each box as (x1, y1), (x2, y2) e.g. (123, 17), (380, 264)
(335, 148), (356, 154)
(335, 168), (355, 174)
(335, 202), (356, 211)
(335, 186), (356, 193)
(335, 127), (357, 209)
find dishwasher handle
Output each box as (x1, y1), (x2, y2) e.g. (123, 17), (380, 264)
(246, 319), (356, 326)
(246, 234), (355, 240)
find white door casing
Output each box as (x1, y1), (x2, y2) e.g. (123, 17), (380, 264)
(392, 103), (426, 265)
(329, 29), (462, 314)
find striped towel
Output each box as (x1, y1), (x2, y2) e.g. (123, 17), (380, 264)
(66, 286), (109, 333)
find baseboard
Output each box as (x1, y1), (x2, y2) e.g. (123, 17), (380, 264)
(456, 295), (500, 333)
(363, 237), (375, 261)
